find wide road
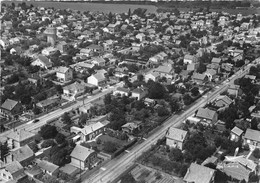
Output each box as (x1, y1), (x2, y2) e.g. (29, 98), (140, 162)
(85, 60), (258, 183)
(0, 83), (122, 136)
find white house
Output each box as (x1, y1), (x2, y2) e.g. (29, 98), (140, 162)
(56, 66), (73, 82)
(31, 55), (52, 69)
(131, 87), (148, 100)
(184, 54), (198, 64)
(113, 87), (131, 97)
(166, 127), (188, 150)
(41, 47), (57, 56)
(91, 57), (106, 67)
(87, 73), (106, 87)
(145, 72), (160, 82)
(136, 33), (146, 42)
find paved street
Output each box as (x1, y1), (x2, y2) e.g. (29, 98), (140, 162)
(0, 83), (122, 136)
(84, 61), (255, 183)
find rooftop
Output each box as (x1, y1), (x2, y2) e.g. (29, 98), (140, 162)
(183, 163), (215, 183)
(70, 144), (95, 161)
(166, 127), (187, 142)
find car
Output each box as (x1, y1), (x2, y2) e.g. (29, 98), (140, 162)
(33, 119), (40, 123)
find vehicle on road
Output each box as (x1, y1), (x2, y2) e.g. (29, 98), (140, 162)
(33, 119), (40, 123)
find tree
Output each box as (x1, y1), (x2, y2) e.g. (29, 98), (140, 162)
(103, 141), (117, 153)
(169, 99), (180, 113)
(251, 117), (259, 130)
(41, 139), (56, 148)
(0, 142), (9, 163)
(183, 94), (193, 105)
(168, 148), (183, 162)
(253, 148), (260, 158)
(137, 74), (144, 82)
(190, 87), (200, 96)
(157, 107), (170, 117)
(104, 94), (112, 105)
(39, 125), (58, 139)
(55, 84), (63, 94)
(121, 173), (136, 183)
(55, 133), (66, 144)
(28, 142), (39, 153)
(148, 82), (166, 99)
(62, 112), (72, 125)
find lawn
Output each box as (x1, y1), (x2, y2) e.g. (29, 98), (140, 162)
(98, 134), (127, 147)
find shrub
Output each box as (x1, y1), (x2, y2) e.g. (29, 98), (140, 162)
(41, 139), (55, 148)
(243, 144), (250, 151)
(253, 148), (260, 159)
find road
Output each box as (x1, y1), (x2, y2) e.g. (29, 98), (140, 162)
(84, 60), (257, 183)
(0, 83), (122, 136)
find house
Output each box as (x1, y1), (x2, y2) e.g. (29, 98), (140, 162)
(10, 47), (23, 55)
(113, 87), (131, 97)
(70, 145), (97, 170)
(131, 87), (148, 100)
(78, 103), (94, 114)
(36, 95), (60, 112)
(166, 127), (188, 150)
(56, 66), (73, 82)
(184, 55), (197, 64)
(154, 64), (173, 79)
(91, 57), (106, 67)
(211, 57), (222, 65)
(243, 128), (260, 149)
(145, 72), (160, 82)
(0, 161), (26, 182)
(219, 156), (257, 182)
(86, 44), (103, 54)
(56, 41), (68, 53)
(87, 73), (106, 87)
(205, 69), (217, 81)
(36, 159), (59, 176)
(122, 121), (141, 134)
(136, 33), (146, 42)
(213, 95), (233, 109)
(31, 55), (52, 69)
(183, 163), (215, 183)
(7, 145), (34, 166)
(0, 99), (23, 118)
(192, 73), (208, 85)
(230, 126), (243, 142)
(227, 84), (242, 97)
(187, 63), (198, 71)
(195, 108), (218, 125)
(107, 24), (118, 33)
(41, 47), (57, 56)
(63, 82), (86, 99)
(80, 121), (109, 141)
(6, 129), (36, 149)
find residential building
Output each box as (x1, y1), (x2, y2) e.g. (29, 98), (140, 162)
(35, 159), (59, 176)
(56, 66), (73, 82)
(145, 72), (160, 82)
(91, 57), (106, 67)
(230, 126), (243, 142)
(80, 121), (109, 141)
(243, 128), (260, 149)
(36, 95), (60, 112)
(192, 73), (208, 85)
(132, 87), (148, 100)
(184, 55), (198, 64)
(153, 64), (173, 79)
(87, 73), (106, 87)
(122, 121), (141, 134)
(31, 55), (52, 69)
(195, 108), (218, 125)
(6, 129), (36, 149)
(0, 161), (26, 182)
(227, 84), (243, 97)
(166, 127), (188, 150)
(70, 145), (97, 170)
(219, 156), (257, 182)
(184, 163), (215, 183)
(63, 82), (86, 99)
(113, 87), (131, 97)
(0, 99), (22, 118)
(7, 145), (34, 166)
(213, 95), (233, 109)
(136, 33), (146, 42)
